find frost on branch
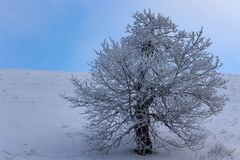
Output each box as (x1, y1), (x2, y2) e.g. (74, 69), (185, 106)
(63, 9), (227, 155)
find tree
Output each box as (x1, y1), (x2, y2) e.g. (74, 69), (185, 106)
(63, 10), (227, 155)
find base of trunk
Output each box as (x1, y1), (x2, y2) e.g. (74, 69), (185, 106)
(134, 148), (152, 155)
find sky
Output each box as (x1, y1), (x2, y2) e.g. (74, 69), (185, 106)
(0, 0), (240, 73)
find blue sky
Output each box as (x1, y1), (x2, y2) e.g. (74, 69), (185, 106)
(0, 0), (239, 73)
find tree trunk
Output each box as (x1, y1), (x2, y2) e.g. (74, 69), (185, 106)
(134, 105), (152, 155)
(134, 44), (154, 155)
(134, 122), (152, 155)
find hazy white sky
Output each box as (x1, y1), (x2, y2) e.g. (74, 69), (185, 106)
(0, 0), (239, 73)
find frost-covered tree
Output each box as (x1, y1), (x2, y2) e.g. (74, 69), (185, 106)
(63, 10), (227, 155)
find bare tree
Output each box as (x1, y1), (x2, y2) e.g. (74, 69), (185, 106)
(63, 10), (227, 155)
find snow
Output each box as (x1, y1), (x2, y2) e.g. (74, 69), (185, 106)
(0, 69), (239, 160)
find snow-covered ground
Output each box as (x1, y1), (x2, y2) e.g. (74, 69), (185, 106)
(0, 69), (239, 160)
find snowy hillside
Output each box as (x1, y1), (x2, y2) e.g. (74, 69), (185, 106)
(0, 69), (239, 160)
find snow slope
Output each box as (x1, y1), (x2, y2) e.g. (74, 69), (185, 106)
(0, 69), (239, 160)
